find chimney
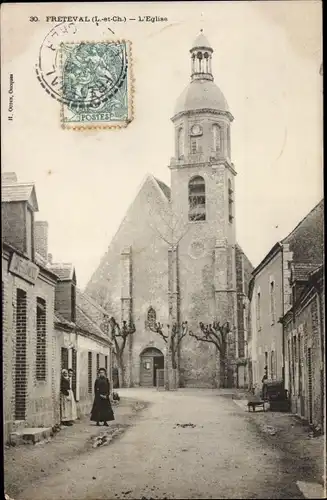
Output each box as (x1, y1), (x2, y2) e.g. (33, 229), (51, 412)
(34, 221), (48, 260)
(48, 253), (53, 264)
(2, 172), (18, 184)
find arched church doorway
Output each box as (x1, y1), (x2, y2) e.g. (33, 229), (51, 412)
(140, 347), (164, 387)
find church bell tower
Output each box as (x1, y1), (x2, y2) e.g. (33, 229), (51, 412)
(169, 31), (238, 387)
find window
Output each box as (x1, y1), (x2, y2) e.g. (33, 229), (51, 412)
(61, 347), (68, 370)
(36, 297), (46, 381)
(105, 355), (108, 373)
(88, 352), (92, 394)
(188, 176), (206, 221)
(96, 353), (100, 372)
(256, 291), (261, 330)
(147, 307), (156, 327)
(228, 179), (234, 223)
(15, 289), (27, 420)
(177, 127), (184, 159)
(212, 124), (221, 152)
(270, 280), (276, 324)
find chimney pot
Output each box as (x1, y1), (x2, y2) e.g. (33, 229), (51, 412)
(48, 253), (53, 264)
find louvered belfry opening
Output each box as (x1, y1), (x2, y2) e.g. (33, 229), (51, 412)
(189, 176), (206, 221)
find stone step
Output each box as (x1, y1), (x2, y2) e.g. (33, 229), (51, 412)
(9, 427), (52, 446)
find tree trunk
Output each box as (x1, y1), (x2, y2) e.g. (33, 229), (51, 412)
(219, 344), (228, 389)
(117, 355), (125, 388)
(171, 340), (177, 369)
(166, 328), (174, 390)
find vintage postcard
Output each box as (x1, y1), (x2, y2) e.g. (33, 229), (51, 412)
(1, 2), (324, 500)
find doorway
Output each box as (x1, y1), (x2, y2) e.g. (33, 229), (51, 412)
(140, 347), (164, 387)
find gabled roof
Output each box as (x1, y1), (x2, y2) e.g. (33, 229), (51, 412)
(54, 311), (75, 328)
(235, 242), (254, 270)
(75, 305), (112, 343)
(282, 199), (324, 264)
(76, 288), (110, 317)
(2, 183), (39, 211)
(154, 178), (171, 201)
(48, 263), (76, 282)
(251, 199), (324, 278)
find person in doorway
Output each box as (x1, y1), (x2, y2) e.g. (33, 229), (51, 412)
(90, 368), (115, 426)
(60, 369), (73, 426)
(68, 368), (78, 423)
(261, 366), (268, 384)
(261, 366), (268, 399)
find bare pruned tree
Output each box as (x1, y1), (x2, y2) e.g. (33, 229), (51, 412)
(149, 321), (189, 371)
(189, 321), (231, 388)
(108, 317), (136, 388)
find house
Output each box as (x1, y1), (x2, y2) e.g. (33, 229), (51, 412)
(47, 261), (114, 420)
(281, 264), (324, 430)
(248, 199), (324, 390)
(2, 172), (114, 443)
(2, 173), (58, 442)
(86, 33), (253, 389)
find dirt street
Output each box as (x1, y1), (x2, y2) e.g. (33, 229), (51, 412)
(5, 389), (325, 500)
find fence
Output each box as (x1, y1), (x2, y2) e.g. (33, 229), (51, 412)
(156, 369), (178, 390)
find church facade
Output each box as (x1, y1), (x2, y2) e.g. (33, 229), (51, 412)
(86, 33), (253, 389)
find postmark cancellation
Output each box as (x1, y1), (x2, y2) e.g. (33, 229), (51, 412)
(59, 40), (133, 130)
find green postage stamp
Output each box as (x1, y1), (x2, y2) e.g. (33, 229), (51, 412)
(60, 40), (133, 130)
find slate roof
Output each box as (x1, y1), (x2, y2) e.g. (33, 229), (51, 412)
(2, 183), (39, 211)
(75, 305), (111, 342)
(154, 178), (171, 201)
(54, 311), (75, 328)
(252, 199), (324, 278)
(48, 263), (75, 281)
(282, 199), (324, 264)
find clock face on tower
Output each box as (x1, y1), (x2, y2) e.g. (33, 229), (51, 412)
(190, 124), (203, 136)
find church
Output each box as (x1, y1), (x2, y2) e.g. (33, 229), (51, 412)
(86, 32), (253, 389)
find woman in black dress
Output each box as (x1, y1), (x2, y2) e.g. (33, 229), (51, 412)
(90, 368), (115, 426)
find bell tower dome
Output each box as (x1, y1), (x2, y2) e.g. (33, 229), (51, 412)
(171, 31), (234, 169)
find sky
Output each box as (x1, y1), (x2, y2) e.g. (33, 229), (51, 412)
(2, 1), (323, 290)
